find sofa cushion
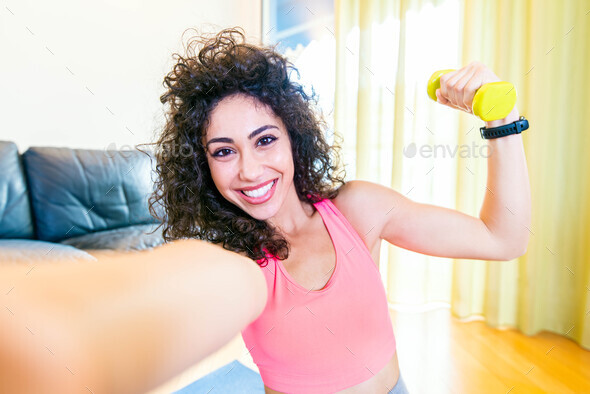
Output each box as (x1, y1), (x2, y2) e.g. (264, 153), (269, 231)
(0, 142), (35, 239)
(60, 223), (164, 251)
(0, 240), (96, 264)
(23, 147), (158, 242)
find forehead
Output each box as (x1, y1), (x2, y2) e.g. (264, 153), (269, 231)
(206, 94), (282, 138)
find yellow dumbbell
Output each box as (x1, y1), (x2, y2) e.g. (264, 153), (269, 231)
(427, 69), (517, 121)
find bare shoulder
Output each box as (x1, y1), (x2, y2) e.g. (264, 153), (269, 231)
(332, 179), (371, 214)
(332, 180), (405, 248)
(332, 179), (403, 218)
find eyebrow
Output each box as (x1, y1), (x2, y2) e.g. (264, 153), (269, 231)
(205, 125), (279, 148)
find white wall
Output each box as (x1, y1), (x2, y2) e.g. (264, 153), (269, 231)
(0, 0), (262, 151)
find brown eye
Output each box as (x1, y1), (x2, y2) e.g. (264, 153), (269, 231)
(257, 135), (277, 146)
(212, 148), (233, 157)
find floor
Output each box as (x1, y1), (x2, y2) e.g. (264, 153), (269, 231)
(392, 307), (590, 394)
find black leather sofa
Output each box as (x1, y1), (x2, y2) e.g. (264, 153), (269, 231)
(0, 141), (164, 263)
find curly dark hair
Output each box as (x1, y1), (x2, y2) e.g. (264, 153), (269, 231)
(149, 27), (346, 266)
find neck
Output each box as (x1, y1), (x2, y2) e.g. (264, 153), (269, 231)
(267, 193), (316, 237)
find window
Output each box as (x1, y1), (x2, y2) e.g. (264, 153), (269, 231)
(262, 0), (336, 142)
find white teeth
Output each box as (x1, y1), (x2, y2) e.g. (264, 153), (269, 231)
(242, 180), (275, 198)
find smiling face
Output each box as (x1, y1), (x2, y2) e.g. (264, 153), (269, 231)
(204, 93), (297, 221)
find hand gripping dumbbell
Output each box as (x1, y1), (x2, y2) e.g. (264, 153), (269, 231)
(427, 69), (517, 121)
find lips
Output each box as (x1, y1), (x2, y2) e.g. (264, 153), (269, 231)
(239, 178), (275, 192)
(238, 178), (278, 204)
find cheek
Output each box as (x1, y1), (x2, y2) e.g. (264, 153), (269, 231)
(285, 151), (296, 175)
(268, 151), (292, 174)
(276, 143), (294, 168)
(208, 161), (239, 194)
(207, 161), (226, 188)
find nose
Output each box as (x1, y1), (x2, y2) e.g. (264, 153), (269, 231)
(238, 149), (264, 182)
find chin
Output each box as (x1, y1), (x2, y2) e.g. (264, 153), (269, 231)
(244, 206), (278, 222)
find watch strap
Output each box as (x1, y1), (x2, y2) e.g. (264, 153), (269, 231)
(480, 116), (529, 139)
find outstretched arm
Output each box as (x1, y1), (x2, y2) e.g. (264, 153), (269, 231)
(0, 240), (267, 394)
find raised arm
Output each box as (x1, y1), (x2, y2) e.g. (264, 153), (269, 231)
(0, 239), (267, 394)
(437, 62), (531, 258)
(337, 62), (531, 262)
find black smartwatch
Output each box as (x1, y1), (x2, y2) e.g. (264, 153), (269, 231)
(480, 116), (529, 139)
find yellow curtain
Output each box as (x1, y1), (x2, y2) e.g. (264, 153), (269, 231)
(334, 0), (590, 350)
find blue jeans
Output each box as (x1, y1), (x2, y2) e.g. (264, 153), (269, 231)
(388, 372), (409, 394)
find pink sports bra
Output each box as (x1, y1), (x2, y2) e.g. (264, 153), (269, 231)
(241, 198), (396, 393)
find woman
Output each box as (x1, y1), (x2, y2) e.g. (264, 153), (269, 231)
(149, 27), (531, 393)
(0, 26), (531, 394)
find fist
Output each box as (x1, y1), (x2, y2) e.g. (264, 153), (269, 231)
(436, 61), (501, 114)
